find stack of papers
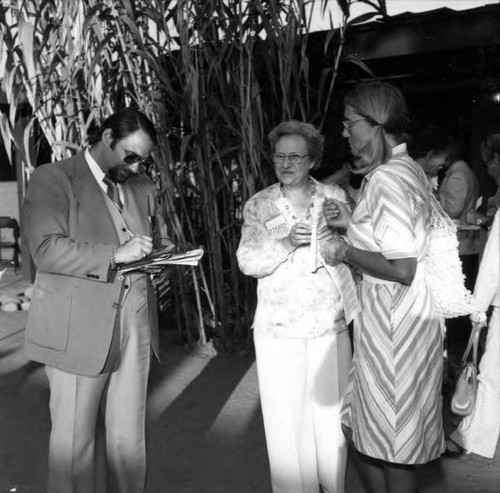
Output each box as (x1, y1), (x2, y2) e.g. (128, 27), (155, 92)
(117, 247), (204, 274)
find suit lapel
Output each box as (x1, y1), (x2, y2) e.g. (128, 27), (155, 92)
(69, 152), (119, 245)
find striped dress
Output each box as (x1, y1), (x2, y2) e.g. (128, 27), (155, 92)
(342, 144), (446, 464)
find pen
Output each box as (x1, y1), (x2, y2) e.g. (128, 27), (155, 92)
(147, 199), (157, 240)
(147, 200), (152, 238)
(149, 215), (157, 239)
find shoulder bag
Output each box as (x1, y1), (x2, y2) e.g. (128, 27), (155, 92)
(451, 322), (483, 417)
(424, 193), (476, 318)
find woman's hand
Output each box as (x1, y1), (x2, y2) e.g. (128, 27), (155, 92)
(320, 238), (347, 265)
(323, 198), (351, 229)
(282, 222), (311, 251)
(470, 311), (487, 329)
(466, 210), (488, 226)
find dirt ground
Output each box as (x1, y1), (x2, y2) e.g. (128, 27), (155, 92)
(1, 268), (500, 493)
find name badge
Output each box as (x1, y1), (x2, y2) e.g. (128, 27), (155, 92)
(265, 215), (287, 232)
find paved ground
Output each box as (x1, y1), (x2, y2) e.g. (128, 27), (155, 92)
(1, 267), (500, 493)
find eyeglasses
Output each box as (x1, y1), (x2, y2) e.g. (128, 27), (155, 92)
(342, 118), (365, 131)
(271, 153), (310, 165)
(123, 153), (154, 171)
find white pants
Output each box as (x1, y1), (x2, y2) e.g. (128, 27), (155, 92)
(45, 290), (151, 493)
(452, 306), (500, 458)
(254, 330), (352, 493)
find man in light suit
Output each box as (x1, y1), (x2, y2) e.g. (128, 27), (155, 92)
(22, 108), (172, 493)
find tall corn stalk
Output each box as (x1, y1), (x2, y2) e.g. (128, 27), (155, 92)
(0, 0), (386, 351)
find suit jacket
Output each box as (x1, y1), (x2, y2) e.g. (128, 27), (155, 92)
(22, 151), (163, 376)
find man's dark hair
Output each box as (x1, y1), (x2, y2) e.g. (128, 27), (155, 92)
(88, 108), (157, 146)
(408, 123), (451, 160)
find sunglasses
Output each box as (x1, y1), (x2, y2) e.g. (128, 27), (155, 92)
(122, 153), (154, 170)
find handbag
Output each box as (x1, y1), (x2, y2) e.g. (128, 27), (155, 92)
(451, 322), (482, 417)
(424, 193), (476, 318)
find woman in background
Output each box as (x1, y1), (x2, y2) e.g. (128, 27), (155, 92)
(468, 133), (500, 226)
(451, 209), (500, 458)
(409, 122), (451, 192)
(438, 140), (481, 291)
(237, 120), (359, 493)
(321, 82), (445, 493)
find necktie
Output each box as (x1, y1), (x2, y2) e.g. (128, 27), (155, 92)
(103, 175), (123, 212)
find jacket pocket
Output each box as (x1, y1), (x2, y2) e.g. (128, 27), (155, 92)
(26, 285), (72, 352)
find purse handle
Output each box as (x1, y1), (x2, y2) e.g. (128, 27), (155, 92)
(460, 322), (483, 368)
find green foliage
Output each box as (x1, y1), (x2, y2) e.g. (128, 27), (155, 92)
(0, 0), (385, 350)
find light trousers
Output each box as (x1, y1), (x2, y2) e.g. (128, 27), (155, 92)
(254, 330), (352, 493)
(452, 307), (500, 458)
(45, 289), (151, 493)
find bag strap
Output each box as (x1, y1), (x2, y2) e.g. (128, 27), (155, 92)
(429, 191), (457, 231)
(460, 322), (483, 367)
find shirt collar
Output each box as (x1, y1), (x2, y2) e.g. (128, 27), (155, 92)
(364, 143), (408, 181)
(392, 143), (407, 156)
(85, 148), (107, 192)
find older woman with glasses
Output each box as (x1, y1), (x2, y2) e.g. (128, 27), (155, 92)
(237, 120), (359, 493)
(321, 82), (445, 493)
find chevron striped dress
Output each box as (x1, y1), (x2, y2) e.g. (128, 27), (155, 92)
(342, 144), (446, 464)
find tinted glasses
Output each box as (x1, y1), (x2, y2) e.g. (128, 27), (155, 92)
(123, 153), (154, 172)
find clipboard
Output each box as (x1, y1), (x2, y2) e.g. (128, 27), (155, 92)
(117, 247), (204, 274)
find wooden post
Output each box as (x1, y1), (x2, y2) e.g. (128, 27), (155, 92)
(14, 117), (35, 284)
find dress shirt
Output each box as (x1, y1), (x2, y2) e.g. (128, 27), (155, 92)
(85, 148), (125, 206)
(237, 179), (358, 339)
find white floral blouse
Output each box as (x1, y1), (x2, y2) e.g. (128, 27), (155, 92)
(237, 178), (359, 339)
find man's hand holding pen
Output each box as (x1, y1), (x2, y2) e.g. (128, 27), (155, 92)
(115, 235), (153, 263)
